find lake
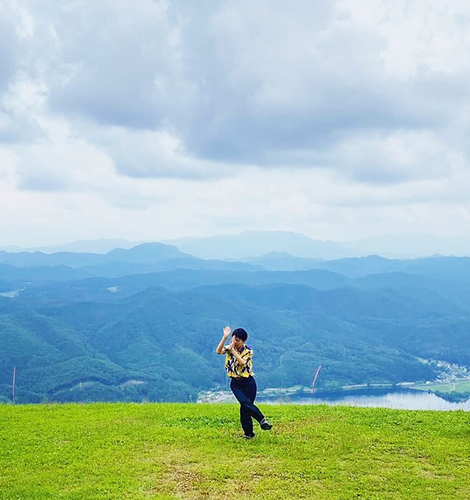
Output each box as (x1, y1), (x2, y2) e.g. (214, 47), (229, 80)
(259, 390), (470, 411)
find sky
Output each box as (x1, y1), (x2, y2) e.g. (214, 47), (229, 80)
(2, 0), (470, 247)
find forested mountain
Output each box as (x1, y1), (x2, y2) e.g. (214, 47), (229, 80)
(1, 245), (470, 404)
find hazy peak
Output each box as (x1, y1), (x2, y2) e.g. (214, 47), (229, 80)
(165, 230), (361, 260)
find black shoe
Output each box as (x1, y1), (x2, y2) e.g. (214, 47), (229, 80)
(243, 433), (255, 439)
(260, 418), (273, 430)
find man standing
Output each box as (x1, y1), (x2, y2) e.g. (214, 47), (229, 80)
(216, 325), (273, 439)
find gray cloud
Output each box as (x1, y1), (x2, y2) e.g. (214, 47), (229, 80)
(0, 5), (41, 144)
(17, 171), (69, 191)
(44, 0), (176, 129)
(3, 0), (470, 187)
(174, 5), (470, 172)
(0, 6), (20, 94)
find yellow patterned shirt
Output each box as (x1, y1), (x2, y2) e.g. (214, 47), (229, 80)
(223, 345), (254, 378)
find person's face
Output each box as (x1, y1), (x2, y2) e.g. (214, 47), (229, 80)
(232, 336), (244, 350)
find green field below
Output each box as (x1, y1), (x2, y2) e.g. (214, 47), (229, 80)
(1, 403), (469, 499)
(414, 380), (470, 394)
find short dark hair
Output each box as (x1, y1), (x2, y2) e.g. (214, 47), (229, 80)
(232, 328), (248, 342)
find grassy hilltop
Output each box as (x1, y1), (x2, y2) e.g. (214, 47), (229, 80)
(1, 403), (469, 500)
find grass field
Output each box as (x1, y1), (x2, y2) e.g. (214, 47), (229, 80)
(413, 380), (470, 394)
(1, 403), (469, 499)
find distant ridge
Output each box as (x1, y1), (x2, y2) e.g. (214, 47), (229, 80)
(345, 232), (470, 258)
(243, 251), (323, 271)
(165, 230), (362, 260)
(6, 231), (470, 259)
(0, 239), (145, 254)
(0, 242), (187, 268)
(0, 243), (261, 280)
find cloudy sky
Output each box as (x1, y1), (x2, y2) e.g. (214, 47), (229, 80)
(1, 0), (470, 247)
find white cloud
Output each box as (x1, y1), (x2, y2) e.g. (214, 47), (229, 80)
(326, 130), (459, 183)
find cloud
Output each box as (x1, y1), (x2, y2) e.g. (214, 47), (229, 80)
(322, 130), (460, 184)
(15, 141), (103, 192)
(160, 0), (470, 170)
(0, 3), (21, 94)
(1, 76), (47, 144)
(0, 3), (44, 143)
(2, 0), (470, 185)
(43, 0), (179, 129)
(90, 125), (231, 180)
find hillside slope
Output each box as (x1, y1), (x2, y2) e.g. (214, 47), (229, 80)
(2, 281), (453, 403)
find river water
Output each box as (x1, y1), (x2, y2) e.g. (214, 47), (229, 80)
(260, 390), (470, 411)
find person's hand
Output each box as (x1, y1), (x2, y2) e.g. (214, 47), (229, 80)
(229, 336), (236, 352)
(223, 326), (231, 338)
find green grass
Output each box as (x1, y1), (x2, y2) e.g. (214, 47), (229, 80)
(1, 403), (469, 499)
(414, 380), (470, 393)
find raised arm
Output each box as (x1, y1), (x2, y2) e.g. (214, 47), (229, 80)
(215, 325), (232, 354)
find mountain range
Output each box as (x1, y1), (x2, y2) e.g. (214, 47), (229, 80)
(1, 233), (470, 404)
(5, 230), (470, 259)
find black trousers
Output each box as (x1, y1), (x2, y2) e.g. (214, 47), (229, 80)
(230, 376), (265, 436)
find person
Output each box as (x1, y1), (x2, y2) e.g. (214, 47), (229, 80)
(215, 325), (272, 439)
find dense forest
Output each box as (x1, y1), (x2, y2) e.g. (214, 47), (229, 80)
(1, 242), (470, 403)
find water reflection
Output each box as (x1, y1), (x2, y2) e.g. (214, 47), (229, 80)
(261, 390), (470, 411)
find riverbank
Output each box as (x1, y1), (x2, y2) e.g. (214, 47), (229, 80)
(197, 384), (413, 404)
(198, 378), (470, 405)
